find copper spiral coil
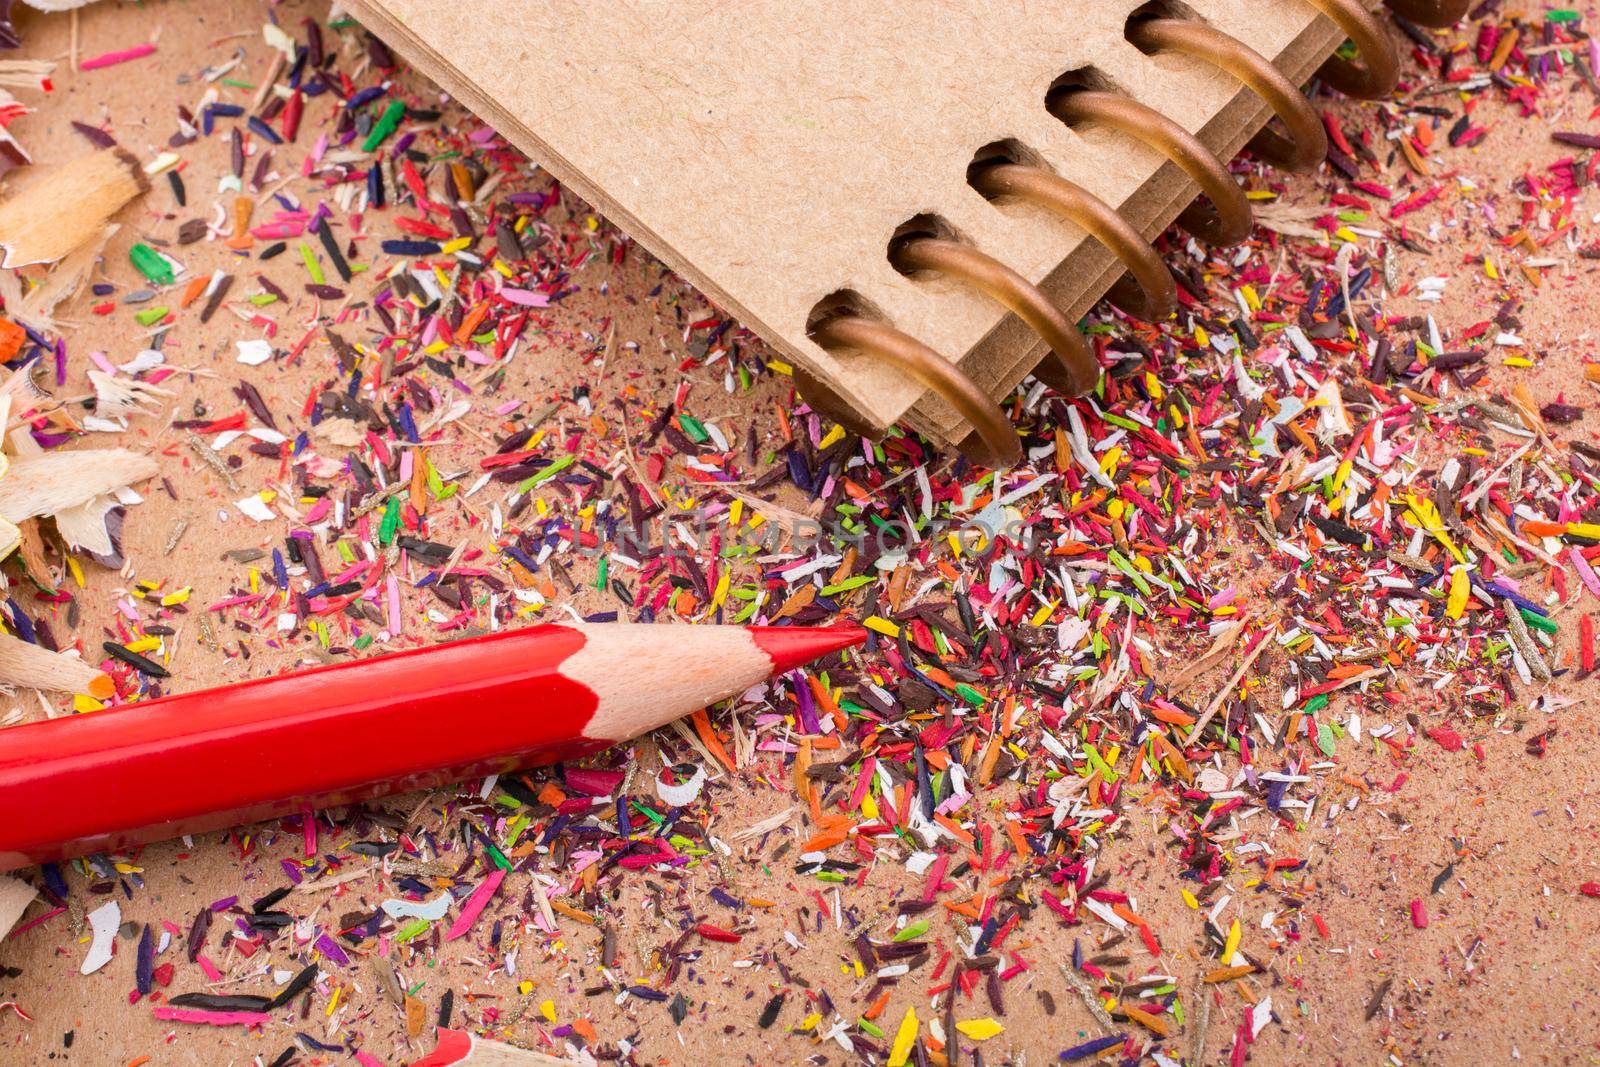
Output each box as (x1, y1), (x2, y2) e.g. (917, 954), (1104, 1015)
(968, 161), (1175, 321)
(1049, 89), (1252, 246)
(1384, 0), (1471, 28)
(1304, 0), (1401, 99)
(809, 314), (1021, 467)
(799, 0), (1449, 461)
(1127, 17), (1328, 173)
(890, 234), (1100, 396)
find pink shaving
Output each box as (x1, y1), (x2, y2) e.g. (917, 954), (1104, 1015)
(81, 44), (157, 71)
(442, 868), (505, 941)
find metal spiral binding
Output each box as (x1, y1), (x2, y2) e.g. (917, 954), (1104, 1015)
(799, 0), (1463, 466)
(968, 160), (1176, 322)
(808, 314), (1024, 468)
(1307, 0), (1402, 97)
(1127, 16), (1328, 173)
(1049, 88), (1257, 247)
(889, 233), (1101, 398)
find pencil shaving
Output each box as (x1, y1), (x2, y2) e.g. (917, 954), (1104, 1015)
(12, 224), (119, 333)
(87, 369), (171, 418)
(52, 494), (121, 555)
(0, 59), (55, 173)
(0, 874), (33, 940)
(0, 448), (158, 522)
(0, 148), (148, 268)
(0, 629), (108, 696)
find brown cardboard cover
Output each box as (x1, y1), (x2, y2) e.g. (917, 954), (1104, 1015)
(341, 0), (1350, 444)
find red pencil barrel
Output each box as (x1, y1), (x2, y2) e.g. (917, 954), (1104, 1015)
(0, 625), (606, 869)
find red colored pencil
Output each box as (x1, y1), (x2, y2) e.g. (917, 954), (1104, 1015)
(412, 1028), (564, 1065)
(0, 622), (864, 871)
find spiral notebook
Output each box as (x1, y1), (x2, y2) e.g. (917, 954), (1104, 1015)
(339, 0), (1453, 461)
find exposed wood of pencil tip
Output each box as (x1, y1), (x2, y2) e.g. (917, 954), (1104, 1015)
(0, 148), (149, 268)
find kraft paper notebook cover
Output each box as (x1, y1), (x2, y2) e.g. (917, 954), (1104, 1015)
(338, 0), (1441, 459)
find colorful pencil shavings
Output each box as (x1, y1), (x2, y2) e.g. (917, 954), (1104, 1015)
(0, 4), (1598, 1066)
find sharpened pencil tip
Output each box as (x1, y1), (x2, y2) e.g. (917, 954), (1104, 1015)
(747, 623), (868, 676)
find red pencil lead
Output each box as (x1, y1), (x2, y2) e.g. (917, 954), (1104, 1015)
(745, 623), (869, 675)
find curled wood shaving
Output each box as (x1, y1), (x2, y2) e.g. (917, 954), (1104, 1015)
(0, 448), (157, 522)
(0, 628), (103, 694)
